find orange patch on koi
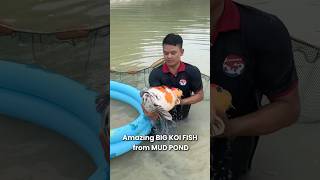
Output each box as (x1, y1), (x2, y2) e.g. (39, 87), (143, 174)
(164, 91), (173, 104)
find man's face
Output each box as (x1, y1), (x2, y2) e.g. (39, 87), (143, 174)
(163, 44), (184, 67)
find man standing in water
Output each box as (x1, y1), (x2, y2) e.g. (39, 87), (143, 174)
(143, 33), (204, 121)
(211, 0), (300, 179)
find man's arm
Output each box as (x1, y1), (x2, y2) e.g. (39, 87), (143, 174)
(180, 89), (204, 105)
(224, 85), (300, 137)
(181, 65), (204, 105)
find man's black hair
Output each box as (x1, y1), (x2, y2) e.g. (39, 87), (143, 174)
(162, 33), (183, 48)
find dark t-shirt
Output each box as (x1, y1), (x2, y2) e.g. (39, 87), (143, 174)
(211, 2), (298, 179)
(149, 62), (203, 120)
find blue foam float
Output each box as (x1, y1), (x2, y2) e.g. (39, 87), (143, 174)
(110, 81), (152, 159)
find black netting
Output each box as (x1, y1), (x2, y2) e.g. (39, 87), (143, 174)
(292, 37), (320, 124)
(0, 25), (109, 93)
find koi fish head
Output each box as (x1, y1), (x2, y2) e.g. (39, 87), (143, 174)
(140, 86), (183, 121)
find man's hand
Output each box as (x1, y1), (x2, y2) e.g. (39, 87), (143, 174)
(141, 105), (159, 121)
(211, 110), (227, 137)
(226, 86), (300, 137)
(180, 89), (204, 105)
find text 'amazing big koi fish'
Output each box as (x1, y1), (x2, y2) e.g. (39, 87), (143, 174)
(141, 86), (183, 121)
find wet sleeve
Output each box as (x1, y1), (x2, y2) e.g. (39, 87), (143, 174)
(252, 16), (298, 98)
(149, 68), (162, 87)
(189, 66), (203, 93)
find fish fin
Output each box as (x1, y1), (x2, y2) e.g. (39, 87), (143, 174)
(156, 105), (172, 121)
(175, 98), (181, 105)
(211, 115), (225, 137)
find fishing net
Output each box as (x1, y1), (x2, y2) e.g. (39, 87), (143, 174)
(0, 0), (109, 93)
(292, 37), (320, 124)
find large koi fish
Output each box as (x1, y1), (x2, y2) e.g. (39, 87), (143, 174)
(141, 86), (183, 121)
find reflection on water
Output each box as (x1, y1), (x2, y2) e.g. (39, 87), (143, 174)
(111, 0), (210, 75)
(110, 99), (138, 129)
(111, 101), (210, 180)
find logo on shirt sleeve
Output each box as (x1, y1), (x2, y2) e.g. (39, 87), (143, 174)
(223, 54), (245, 77)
